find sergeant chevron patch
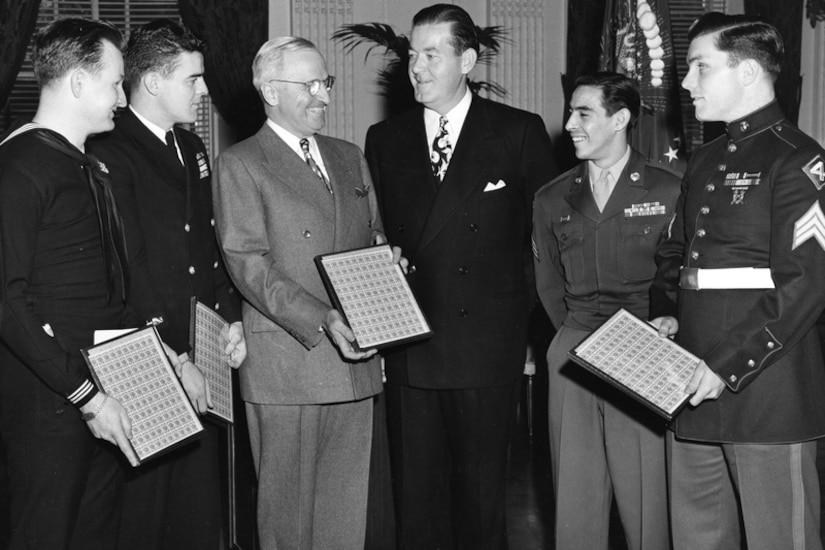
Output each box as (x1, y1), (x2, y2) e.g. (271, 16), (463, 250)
(792, 201), (825, 251)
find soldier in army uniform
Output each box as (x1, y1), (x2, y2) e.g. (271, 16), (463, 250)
(533, 72), (680, 550)
(651, 12), (825, 550)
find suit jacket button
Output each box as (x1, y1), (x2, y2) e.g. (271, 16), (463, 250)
(211, 218), (216, 227)
(458, 266), (468, 275)
(767, 341), (775, 349)
(408, 265), (417, 274)
(189, 266), (196, 275)
(459, 308), (469, 317)
(184, 223), (191, 232)
(696, 229), (706, 238)
(691, 251), (699, 260)
(303, 230), (312, 238)
(213, 261), (219, 269)
(730, 374), (738, 382)
(747, 359), (755, 367)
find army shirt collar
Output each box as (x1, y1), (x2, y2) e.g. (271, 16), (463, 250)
(726, 100), (785, 142)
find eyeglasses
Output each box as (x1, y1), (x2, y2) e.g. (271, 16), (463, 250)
(268, 75), (335, 96)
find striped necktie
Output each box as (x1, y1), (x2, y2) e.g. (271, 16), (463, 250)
(300, 138), (332, 194)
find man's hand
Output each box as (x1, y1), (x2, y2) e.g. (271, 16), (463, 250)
(181, 360), (213, 413)
(225, 321), (247, 368)
(649, 316), (679, 338)
(162, 342), (184, 377)
(81, 392), (139, 467)
(373, 234), (409, 274)
(686, 360), (726, 406)
(323, 309), (377, 361)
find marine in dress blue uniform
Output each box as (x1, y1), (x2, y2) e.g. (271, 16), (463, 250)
(651, 13), (825, 550)
(533, 73), (680, 550)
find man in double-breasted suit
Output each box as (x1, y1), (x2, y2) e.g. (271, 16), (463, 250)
(533, 73), (679, 550)
(88, 20), (245, 550)
(364, 5), (557, 548)
(213, 37), (387, 550)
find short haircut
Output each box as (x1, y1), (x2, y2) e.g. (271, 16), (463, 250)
(688, 12), (783, 80)
(412, 3), (479, 55)
(33, 18), (124, 88)
(125, 19), (205, 91)
(574, 72), (640, 130)
(252, 36), (317, 91)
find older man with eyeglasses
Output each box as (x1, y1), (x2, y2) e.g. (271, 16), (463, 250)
(212, 37), (394, 550)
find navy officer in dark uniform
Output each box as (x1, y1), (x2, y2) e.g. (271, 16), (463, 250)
(651, 13), (825, 550)
(88, 20), (245, 550)
(533, 72), (679, 550)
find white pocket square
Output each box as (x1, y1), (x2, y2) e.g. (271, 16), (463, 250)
(484, 179), (506, 192)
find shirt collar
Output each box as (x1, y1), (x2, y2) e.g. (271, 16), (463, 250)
(424, 88), (473, 145)
(588, 145), (632, 185)
(266, 118), (320, 159)
(130, 106), (171, 144)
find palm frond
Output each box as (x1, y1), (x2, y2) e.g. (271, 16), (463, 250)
(332, 23), (408, 62)
(469, 80), (507, 98)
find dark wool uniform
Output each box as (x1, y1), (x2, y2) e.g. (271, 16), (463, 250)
(652, 100), (825, 550)
(88, 108), (240, 550)
(0, 129), (134, 550)
(533, 148), (681, 550)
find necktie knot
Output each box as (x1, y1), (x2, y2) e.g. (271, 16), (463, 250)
(431, 116), (452, 182)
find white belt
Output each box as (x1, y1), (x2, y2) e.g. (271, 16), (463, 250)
(679, 267), (775, 290)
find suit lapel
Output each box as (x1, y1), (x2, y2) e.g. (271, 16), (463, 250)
(257, 127), (335, 224)
(119, 109), (186, 188)
(416, 98), (495, 253)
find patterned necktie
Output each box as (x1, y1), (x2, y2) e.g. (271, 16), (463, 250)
(430, 116), (452, 182)
(165, 130), (181, 165)
(300, 138), (332, 194)
(592, 169), (613, 212)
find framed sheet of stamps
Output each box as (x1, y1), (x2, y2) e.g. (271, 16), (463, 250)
(82, 326), (204, 463)
(315, 244), (433, 350)
(190, 298), (234, 424)
(568, 308), (699, 421)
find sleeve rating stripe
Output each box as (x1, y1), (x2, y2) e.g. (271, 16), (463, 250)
(792, 200), (825, 251)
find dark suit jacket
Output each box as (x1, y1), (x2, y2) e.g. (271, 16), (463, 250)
(88, 108), (240, 353)
(213, 125), (383, 405)
(365, 96), (557, 389)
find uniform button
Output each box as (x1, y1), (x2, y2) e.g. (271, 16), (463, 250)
(303, 230), (311, 238)
(700, 206), (710, 215)
(189, 266), (196, 275)
(210, 218), (215, 227)
(706, 184), (715, 192)
(747, 359), (755, 367)
(644, 225), (652, 235)
(458, 266), (468, 275)
(718, 164), (726, 171)
(184, 223), (191, 232)
(213, 261), (219, 269)
(469, 223), (478, 232)
(767, 341), (775, 349)
(727, 142), (737, 153)
(696, 229), (706, 237)
(459, 308), (469, 317)
(730, 374), (738, 382)
(739, 121), (749, 132)
(690, 251), (699, 260)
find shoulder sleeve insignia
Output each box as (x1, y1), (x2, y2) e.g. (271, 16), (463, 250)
(802, 155), (825, 190)
(792, 200), (825, 251)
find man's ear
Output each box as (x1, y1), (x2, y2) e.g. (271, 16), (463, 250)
(738, 58), (760, 87)
(261, 82), (278, 107)
(613, 107), (631, 133)
(143, 72), (161, 96)
(460, 47), (478, 76)
(69, 69), (84, 98)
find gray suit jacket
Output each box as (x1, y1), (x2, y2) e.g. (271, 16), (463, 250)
(213, 124), (383, 405)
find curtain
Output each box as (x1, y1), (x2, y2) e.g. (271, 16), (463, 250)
(178, 0), (267, 141)
(743, 0), (804, 125)
(0, 0), (41, 116)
